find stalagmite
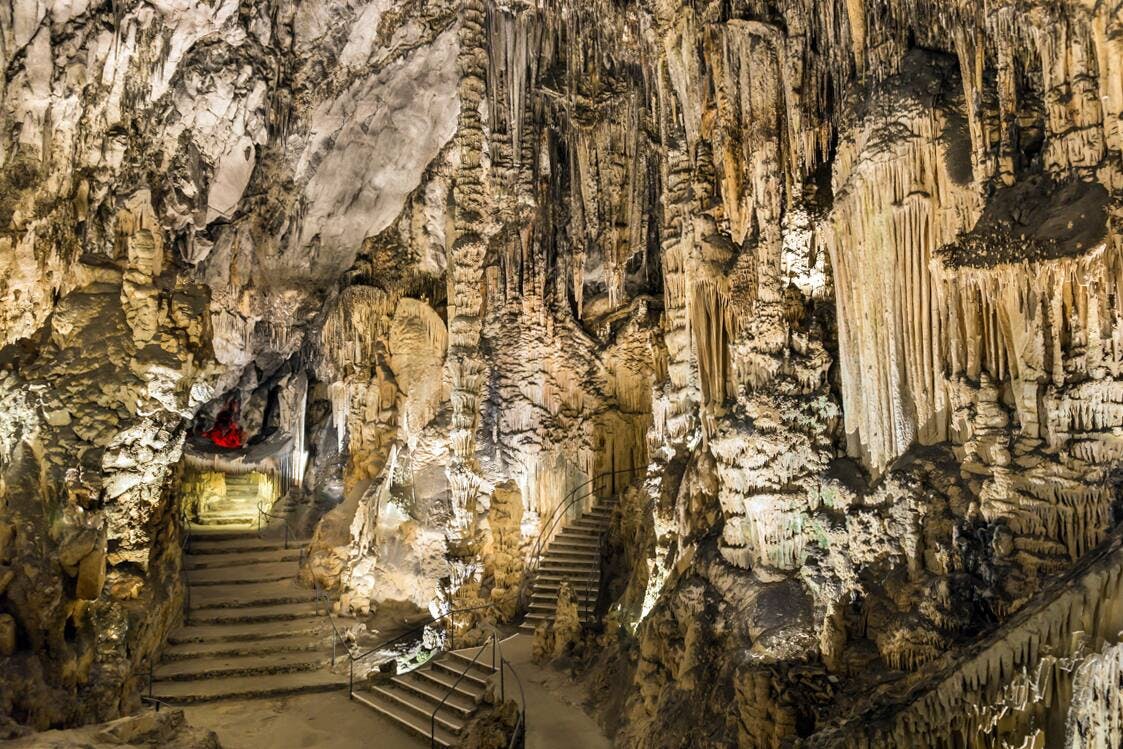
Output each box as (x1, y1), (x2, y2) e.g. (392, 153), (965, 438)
(3, 0), (1123, 745)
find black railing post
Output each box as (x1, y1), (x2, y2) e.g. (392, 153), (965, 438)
(450, 612), (455, 651)
(348, 659), (354, 698)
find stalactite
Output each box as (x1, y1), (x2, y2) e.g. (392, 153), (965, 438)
(329, 380), (349, 451)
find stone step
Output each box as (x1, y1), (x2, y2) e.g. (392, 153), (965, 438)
(162, 634), (329, 661)
(223, 474), (265, 484)
(519, 611), (593, 633)
(199, 501), (259, 513)
(540, 548), (599, 561)
(195, 515), (257, 527)
(187, 580), (318, 610)
(430, 657), (492, 687)
(535, 572), (600, 583)
(531, 590), (597, 604)
(186, 561), (299, 586)
(367, 684), (467, 734)
(444, 650), (499, 675)
(187, 601), (319, 625)
(167, 617), (326, 645)
(408, 665), (487, 702)
(352, 691), (457, 748)
(185, 528), (259, 542)
(529, 600), (594, 614)
(391, 671), (478, 717)
(524, 607), (594, 622)
(538, 560), (598, 572)
(217, 482), (266, 493)
(185, 547), (303, 570)
(153, 651), (327, 681)
(534, 576), (599, 588)
(549, 536), (600, 550)
(188, 537), (306, 556)
(566, 522), (609, 534)
(537, 570), (597, 582)
(149, 669), (344, 704)
(540, 549), (598, 561)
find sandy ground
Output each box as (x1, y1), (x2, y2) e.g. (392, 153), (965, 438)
(183, 690), (423, 749)
(179, 634), (612, 749)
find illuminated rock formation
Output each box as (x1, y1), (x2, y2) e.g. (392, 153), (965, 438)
(2, 0), (1123, 746)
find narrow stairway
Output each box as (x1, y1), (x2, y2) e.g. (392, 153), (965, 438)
(520, 496), (616, 634)
(194, 472), (270, 528)
(351, 644), (499, 748)
(150, 528), (345, 703)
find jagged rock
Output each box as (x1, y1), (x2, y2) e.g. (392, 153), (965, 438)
(0, 614), (15, 657)
(3, 0), (1123, 745)
(4, 709), (219, 748)
(75, 543), (107, 602)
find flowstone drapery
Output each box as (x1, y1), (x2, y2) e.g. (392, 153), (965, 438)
(2, 0), (1123, 745)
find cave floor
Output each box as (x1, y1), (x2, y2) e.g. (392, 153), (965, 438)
(179, 633), (611, 748)
(182, 690), (421, 749)
(501, 633), (613, 749)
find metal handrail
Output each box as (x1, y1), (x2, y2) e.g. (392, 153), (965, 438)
(501, 657), (527, 749)
(347, 602), (500, 697)
(410, 629), (527, 749)
(526, 467), (642, 569)
(140, 695), (175, 713)
(429, 633), (498, 748)
(310, 580), (350, 667)
(517, 467), (643, 623)
(257, 498), (295, 549)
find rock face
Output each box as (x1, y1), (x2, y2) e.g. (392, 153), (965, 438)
(4, 709), (219, 749)
(2, 0), (1123, 746)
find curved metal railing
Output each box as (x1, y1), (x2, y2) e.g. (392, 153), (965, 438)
(517, 467), (644, 624)
(429, 633), (499, 748)
(257, 498), (296, 549)
(310, 580), (350, 667)
(501, 655), (527, 749)
(347, 602), (500, 696)
(425, 632), (527, 749)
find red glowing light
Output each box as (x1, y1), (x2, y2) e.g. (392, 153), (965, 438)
(202, 400), (245, 449)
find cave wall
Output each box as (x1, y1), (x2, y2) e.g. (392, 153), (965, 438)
(2, 0), (1123, 745)
(0, 0), (462, 731)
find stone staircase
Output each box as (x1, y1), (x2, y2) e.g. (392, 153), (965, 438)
(150, 529), (345, 703)
(519, 496), (616, 634)
(351, 643), (498, 748)
(194, 472), (271, 529)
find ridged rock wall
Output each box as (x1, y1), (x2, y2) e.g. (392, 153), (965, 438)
(3, 0), (1123, 744)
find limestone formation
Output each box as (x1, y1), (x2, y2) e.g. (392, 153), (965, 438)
(3, 0), (1123, 746)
